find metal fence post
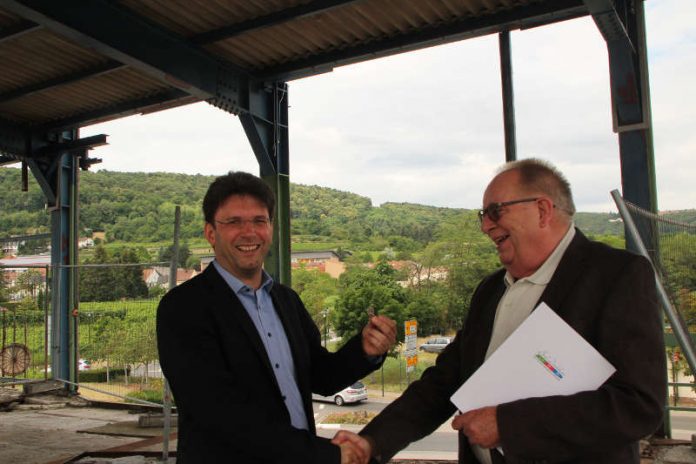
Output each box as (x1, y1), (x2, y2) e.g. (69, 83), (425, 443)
(162, 205), (181, 462)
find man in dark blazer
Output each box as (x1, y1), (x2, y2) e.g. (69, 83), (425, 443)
(335, 159), (665, 463)
(157, 171), (396, 464)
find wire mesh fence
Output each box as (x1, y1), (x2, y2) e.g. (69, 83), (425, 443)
(0, 265), (50, 384)
(74, 262), (196, 405)
(619, 197), (696, 414)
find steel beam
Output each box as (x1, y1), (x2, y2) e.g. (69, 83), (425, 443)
(0, 232), (51, 243)
(0, 118), (29, 157)
(260, 0), (587, 81)
(0, 19), (40, 44)
(0, 61), (125, 104)
(39, 89), (192, 132)
(0, 155), (18, 165)
(192, 0), (358, 45)
(0, 0), (247, 111)
(586, 0), (657, 254)
(33, 134), (107, 156)
(26, 132), (80, 386)
(240, 82), (291, 285)
(499, 31), (517, 162)
(585, 0), (642, 127)
(0, 118), (108, 165)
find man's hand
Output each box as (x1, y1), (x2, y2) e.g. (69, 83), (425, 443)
(361, 315), (397, 356)
(451, 406), (500, 448)
(333, 431), (372, 464)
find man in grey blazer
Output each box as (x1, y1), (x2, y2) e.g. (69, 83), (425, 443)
(335, 158), (666, 463)
(157, 171), (395, 463)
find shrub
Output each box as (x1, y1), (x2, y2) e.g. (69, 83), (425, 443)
(126, 389), (166, 405)
(78, 367), (129, 382)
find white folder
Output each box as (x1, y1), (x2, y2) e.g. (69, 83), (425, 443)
(450, 302), (616, 413)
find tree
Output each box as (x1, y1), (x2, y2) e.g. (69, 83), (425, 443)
(80, 245), (148, 301)
(14, 269), (43, 299)
(0, 271), (7, 303)
(292, 266), (339, 338)
(158, 243), (192, 268)
(404, 286), (447, 336)
(113, 248), (148, 299)
(334, 260), (408, 349)
(80, 245), (117, 302)
(422, 212), (500, 329)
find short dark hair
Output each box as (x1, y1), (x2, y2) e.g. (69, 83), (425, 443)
(499, 158), (576, 217)
(202, 172), (276, 224)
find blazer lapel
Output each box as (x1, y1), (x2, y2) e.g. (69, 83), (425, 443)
(202, 266), (277, 384)
(537, 228), (590, 315)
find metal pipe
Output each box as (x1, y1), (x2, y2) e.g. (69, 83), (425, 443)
(56, 378), (162, 407)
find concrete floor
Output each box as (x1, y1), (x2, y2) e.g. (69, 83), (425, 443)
(0, 389), (693, 464)
(0, 404), (159, 464)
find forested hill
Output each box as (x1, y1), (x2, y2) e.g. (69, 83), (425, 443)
(1, 167), (693, 243)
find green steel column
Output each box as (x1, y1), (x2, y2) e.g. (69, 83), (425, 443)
(240, 82), (291, 285)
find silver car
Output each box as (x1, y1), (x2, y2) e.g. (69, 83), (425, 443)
(312, 381), (368, 406)
(418, 337), (452, 353)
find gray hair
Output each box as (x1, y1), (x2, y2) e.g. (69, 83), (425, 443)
(498, 158), (576, 217)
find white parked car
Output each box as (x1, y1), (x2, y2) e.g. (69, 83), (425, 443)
(418, 337), (452, 353)
(312, 382), (368, 406)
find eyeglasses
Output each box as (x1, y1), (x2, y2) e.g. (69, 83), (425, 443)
(215, 217), (271, 230)
(478, 198), (538, 223)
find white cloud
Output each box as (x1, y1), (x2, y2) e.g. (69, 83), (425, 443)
(83, 1), (694, 212)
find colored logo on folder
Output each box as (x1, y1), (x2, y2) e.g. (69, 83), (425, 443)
(534, 352), (564, 380)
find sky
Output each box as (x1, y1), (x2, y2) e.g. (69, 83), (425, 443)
(82, 0), (695, 213)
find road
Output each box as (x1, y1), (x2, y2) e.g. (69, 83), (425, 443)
(670, 411), (696, 440)
(312, 397), (696, 458)
(312, 396), (458, 460)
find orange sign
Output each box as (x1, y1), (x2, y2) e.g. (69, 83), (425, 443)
(404, 319), (418, 372)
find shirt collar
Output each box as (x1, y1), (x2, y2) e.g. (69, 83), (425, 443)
(504, 223), (576, 287)
(212, 260), (274, 294)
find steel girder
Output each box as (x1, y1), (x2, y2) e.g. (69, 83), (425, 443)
(586, 0), (657, 253)
(26, 132), (80, 386)
(260, 0), (587, 82)
(239, 82), (291, 285)
(0, 0), (249, 114)
(192, 0), (358, 45)
(499, 31), (517, 162)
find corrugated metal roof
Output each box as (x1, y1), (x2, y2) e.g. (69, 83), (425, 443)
(0, 0), (587, 153)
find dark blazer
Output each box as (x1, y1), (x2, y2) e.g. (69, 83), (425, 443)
(157, 264), (380, 463)
(362, 229), (666, 463)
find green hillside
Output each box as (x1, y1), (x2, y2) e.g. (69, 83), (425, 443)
(1, 167), (694, 248)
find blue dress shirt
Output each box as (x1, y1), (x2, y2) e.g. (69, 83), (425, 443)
(213, 260), (309, 430)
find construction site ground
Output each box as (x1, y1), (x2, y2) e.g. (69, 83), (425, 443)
(0, 384), (694, 464)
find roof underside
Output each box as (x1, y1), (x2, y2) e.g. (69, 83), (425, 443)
(0, 0), (587, 156)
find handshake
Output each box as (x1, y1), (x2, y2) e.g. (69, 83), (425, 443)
(329, 405), (500, 464)
(332, 430), (373, 464)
